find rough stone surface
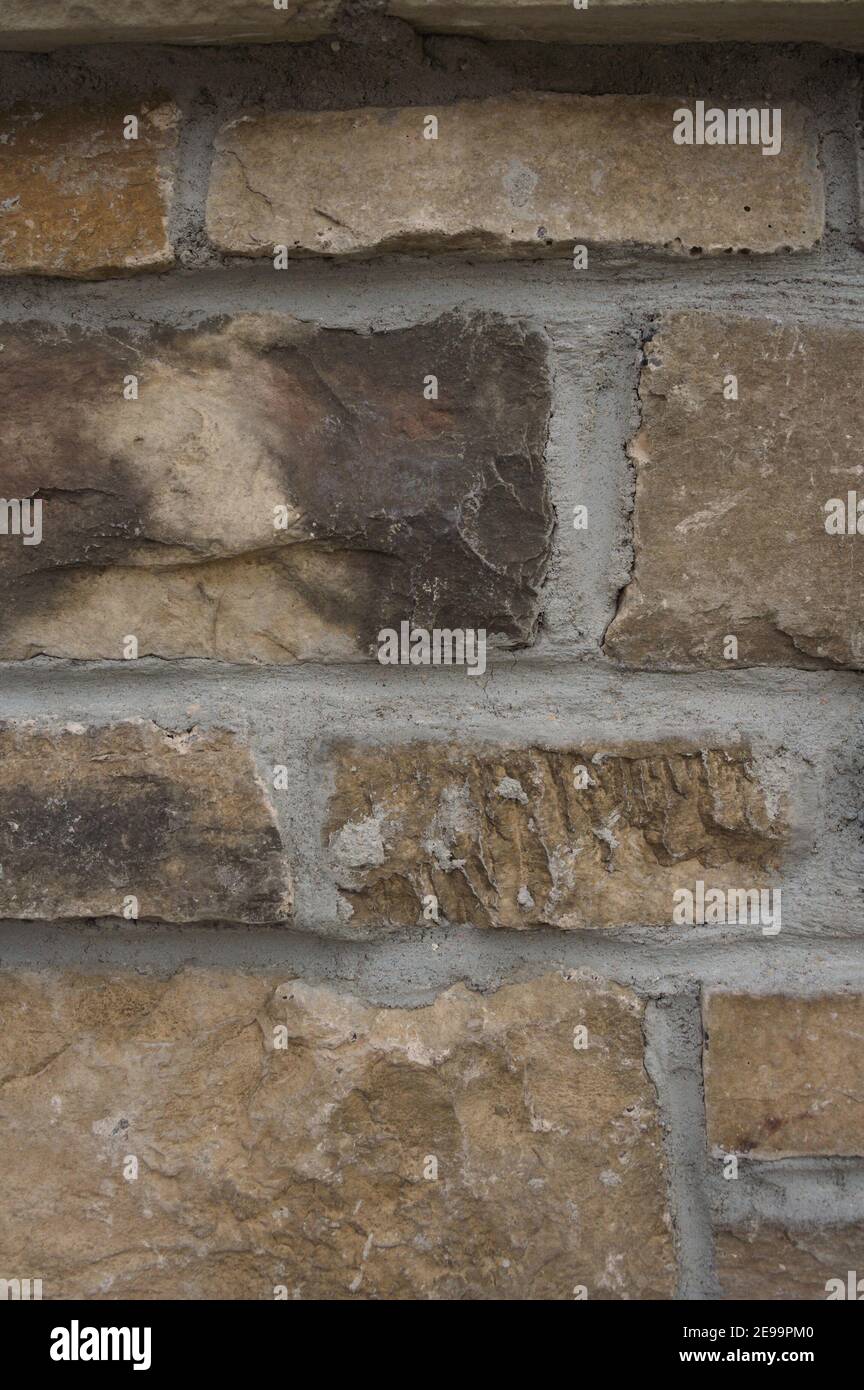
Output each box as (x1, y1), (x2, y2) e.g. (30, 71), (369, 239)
(389, 0), (864, 48)
(206, 95), (823, 260)
(0, 969), (675, 1300)
(717, 1223), (864, 1299)
(0, 724), (292, 924)
(325, 742), (784, 930)
(704, 994), (864, 1157)
(0, 1), (336, 48)
(0, 101), (178, 278)
(0, 312), (552, 661)
(605, 313), (864, 671)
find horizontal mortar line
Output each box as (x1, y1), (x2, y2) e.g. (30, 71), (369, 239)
(0, 656), (859, 685)
(708, 1163), (864, 1226)
(711, 1156), (864, 1181)
(1, 262), (864, 311)
(3, 925), (864, 995)
(0, 269), (861, 303)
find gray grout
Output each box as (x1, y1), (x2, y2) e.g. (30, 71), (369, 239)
(645, 993), (720, 1299)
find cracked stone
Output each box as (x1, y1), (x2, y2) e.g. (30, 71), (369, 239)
(206, 96), (822, 260)
(717, 1223), (864, 1299)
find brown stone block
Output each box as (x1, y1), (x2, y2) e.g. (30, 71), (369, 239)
(0, 101), (178, 277)
(0, 723), (292, 923)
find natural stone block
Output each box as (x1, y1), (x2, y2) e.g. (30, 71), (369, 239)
(389, 0), (864, 48)
(717, 1223), (864, 1300)
(605, 313), (864, 670)
(704, 993), (864, 1157)
(1, 0), (861, 49)
(325, 742), (784, 930)
(206, 96), (822, 260)
(0, 969), (675, 1299)
(0, 723), (292, 923)
(0, 312), (552, 660)
(0, 0), (337, 48)
(0, 101), (178, 278)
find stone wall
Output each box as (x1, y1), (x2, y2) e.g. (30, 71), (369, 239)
(0, 2), (863, 1301)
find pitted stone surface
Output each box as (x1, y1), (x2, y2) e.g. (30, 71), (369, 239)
(207, 96), (822, 260)
(326, 741), (784, 930)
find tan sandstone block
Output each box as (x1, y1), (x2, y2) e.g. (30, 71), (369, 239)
(0, 101), (178, 277)
(0, 723), (292, 924)
(704, 993), (864, 1157)
(0, 0), (337, 47)
(206, 95), (822, 259)
(0, 969), (675, 1299)
(389, 0), (864, 48)
(605, 313), (864, 670)
(325, 742), (785, 930)
(717, 1223), (864, 1300)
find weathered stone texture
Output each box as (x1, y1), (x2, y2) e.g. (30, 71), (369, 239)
(0, 313), (552, 660)
(389, 0), (864, 48)
(0, 1), (336, 48)
(1, 0), (861, 48)
(717, 1223), (864, 1300)
(605, 313), (864, 670)
(206, 96), (822, 260)
(325, 742), (784, 930)
(704, 994), (864, 1157)
(0, 102), (178, 277)
(0, 970), (675, 1299)
(0, 724), (291, 924)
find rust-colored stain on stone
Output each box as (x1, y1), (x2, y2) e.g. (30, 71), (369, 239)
(0, 101), (178, 277)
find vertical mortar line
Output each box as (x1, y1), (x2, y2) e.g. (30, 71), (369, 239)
(812, 53), (863, 252)
(167, 81), (224, 272)
(643, 990), (720, 1300)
